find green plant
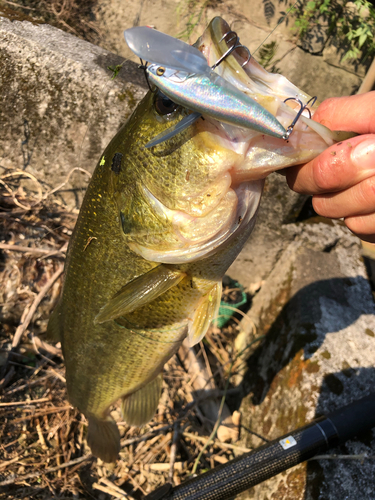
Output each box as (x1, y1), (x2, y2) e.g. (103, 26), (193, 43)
(176, 0), (210, 41)
(257, 41), (281, 72)
(291, 0), (375, 61)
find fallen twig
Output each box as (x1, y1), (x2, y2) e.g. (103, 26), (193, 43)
(0, 365), (15, 390)
(0, 171), (43, 210)
(145, 462), (186, 472)
(4, 374), (52, 395)
(169, 421), (179, 483)
(0, 397), (51, 407)
(93, 482), (128, 499)
(12, 265), (64, 348)
(32, 336), (63, 357)
(12, 405), (73, 423)
(0, 242), (66, 257)
(1, 0), (36, 9)
(179, 340), (236, 442)
(43, 167), (91, 200)
(190, 335), (264, 474)
(0, 455), (23, 470)
(0, 454), (91, 486)
(183, 432), (251, 454)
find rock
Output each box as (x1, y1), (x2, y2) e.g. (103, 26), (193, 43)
(297, 17), (330, 55)
(235, 219), (375, 499)
(93, 0), (365, 99)
(227, 173), (307, 287)
(0, 15), (147, 207)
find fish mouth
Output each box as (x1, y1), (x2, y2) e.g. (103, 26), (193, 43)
(193, 17), (333, 181)
(123, 19), (338, 266)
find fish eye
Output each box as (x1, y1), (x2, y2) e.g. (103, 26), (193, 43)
(154, 92), (179, 116)
(156, 66), (165, 76)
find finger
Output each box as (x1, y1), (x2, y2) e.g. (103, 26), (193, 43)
(312, 176), (375, 218)
(345, 213), (375, 243)
(314, 92), (375, 135)
(286, 135), (375, 195)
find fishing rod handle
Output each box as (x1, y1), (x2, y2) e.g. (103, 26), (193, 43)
(145, 393), (375, 500)
(148, 418), (338, 500)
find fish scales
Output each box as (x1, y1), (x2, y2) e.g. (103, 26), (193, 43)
(49, 87), (262, 462)
(48, 17), (355, 462)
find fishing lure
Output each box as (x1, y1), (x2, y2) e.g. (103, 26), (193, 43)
(124, 26), (288, 147)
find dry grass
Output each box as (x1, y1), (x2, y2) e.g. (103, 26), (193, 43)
(0, 170), (261, 499)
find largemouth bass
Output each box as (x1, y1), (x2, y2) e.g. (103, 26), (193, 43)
(48, 17), (353, 463)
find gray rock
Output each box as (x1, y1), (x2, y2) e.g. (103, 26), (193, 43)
(297, 17), (330, 55)
(276, 45), (362, 99)
(0, 15), (147, 207)
(227, 173), (307, 287)
(235, 220), (375, 499)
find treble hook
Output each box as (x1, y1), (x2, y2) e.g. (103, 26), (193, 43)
(138, 58), (158, 93)
(283, 96), (317, 140)
(211, 30), (251, 70)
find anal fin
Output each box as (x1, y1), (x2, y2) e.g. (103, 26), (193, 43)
(87, 415), (120, 463)
(188, 281), (222, 346)
(121, 373), (163, 426)
(95, 265), (186, 324)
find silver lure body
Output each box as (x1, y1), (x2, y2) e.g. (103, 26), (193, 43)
(146, 64), (287, 139)
(124, 26), (287, 141)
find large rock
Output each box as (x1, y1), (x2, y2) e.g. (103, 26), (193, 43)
(235, 219), (375, 499)
(0, 15), (147, 206)
(93, 0), (364, 98)
(227, 173), (306, 287)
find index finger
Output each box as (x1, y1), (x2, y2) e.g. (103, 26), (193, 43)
(286, 92), (375, 194)
(313, 91), (375, 135)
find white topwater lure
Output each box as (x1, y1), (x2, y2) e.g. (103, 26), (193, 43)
(124, 26), (291, 147)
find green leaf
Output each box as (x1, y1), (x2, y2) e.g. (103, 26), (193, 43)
(108, 64), (123, 80)
(359, 32), (368, 47)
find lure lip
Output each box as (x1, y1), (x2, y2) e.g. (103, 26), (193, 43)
(144, 111), (202, 149)
(124, 26), (208, 74)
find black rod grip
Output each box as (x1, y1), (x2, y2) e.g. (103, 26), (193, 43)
(144, 394), (375, 500)
(159, 420), (337, 500)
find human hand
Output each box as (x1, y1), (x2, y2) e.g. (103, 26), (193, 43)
(285, 91), (375, 243)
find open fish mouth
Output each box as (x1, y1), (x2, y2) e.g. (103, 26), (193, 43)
(121, 17), (353, 265)
(192, 17), (343, 181)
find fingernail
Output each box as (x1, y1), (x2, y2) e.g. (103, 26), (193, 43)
(351, 138), (375, 170)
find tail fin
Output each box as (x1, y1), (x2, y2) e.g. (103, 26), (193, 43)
(87, 415), (120, 463)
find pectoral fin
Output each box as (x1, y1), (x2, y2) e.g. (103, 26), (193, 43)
(188, 281), (222, 346)
(121, 373), (163, 426)
(87, 415), (120, 463)
(94, 265), (186, 324)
